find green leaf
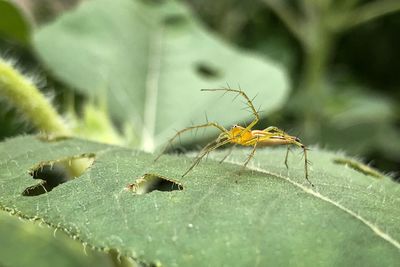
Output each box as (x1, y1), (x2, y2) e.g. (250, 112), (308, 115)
(325, 88), (394, 128)
(1, 135), (399, 266)
(0, 210), (113, 267)
(321, 88), (396, 155)
(33, 0), (289, 151)
(0, 0), (31, 45)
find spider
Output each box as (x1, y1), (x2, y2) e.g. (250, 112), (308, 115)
(155, 88), (313, 186)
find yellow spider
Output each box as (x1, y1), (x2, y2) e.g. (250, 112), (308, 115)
(155, 88), (313, 186)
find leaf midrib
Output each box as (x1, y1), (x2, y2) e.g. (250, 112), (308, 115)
(221, 157), (400, 251)
(141, 24), (164, 153)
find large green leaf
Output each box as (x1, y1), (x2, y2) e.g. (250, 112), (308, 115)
(0, 135), (399, 266)
(33, 0), (288, 151)
(0, 0), (31, 45)
(0, 210), (114, 267)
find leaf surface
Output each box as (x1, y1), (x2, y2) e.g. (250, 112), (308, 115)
(0, 136), (399, 266)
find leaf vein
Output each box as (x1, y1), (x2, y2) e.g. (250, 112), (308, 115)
(225, 159), (400, 251)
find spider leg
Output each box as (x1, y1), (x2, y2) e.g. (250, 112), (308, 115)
(182, 138), (232, 177)
(154, 122), (228, 161)
(219, 144), (237, 163)
(240, 137), (259, 173)
(188, 139), (221, 169)
(284, 145), (291, 169)
(302, 146), (314, 187)
(195, 138), (221, 164)
(264, 126), (285, 134)
(201, 88), (260, 133)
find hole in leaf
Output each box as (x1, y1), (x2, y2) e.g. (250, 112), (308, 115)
(22, 153), (95, 196)
(195, 62), (221, 79)
(125, 174), (183, 195)
(333, 157), (384, 179)
(163, 14), (187, 27)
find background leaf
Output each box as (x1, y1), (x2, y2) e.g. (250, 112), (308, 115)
(32, 0), (289, 151)
(0, 0), (31, 45)
(1, 135), (399, 266)
(0, 210), (113, 267)
(320, 87), (396, 155)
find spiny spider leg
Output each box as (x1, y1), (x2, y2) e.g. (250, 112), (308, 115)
(219, 144), (237, 164)
(242, 137), (259, 170)
(201, 88), (259, 135)
(284, 145), (291, 169)
(182, 138), (232, 177)
(302, 147), (313, 186)
(264, 126), (285, 134)
(155, 122), (228, 161)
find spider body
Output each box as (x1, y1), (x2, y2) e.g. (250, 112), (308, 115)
(225, 125), (303, 147)
(155, 88), (313, 186)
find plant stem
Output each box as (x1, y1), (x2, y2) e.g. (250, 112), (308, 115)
(0, 58), (70, 136)
(262, 0), (306, 47)
(300, 29), (333, 140)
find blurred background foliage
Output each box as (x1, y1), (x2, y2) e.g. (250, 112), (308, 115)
(1, 0), (399, 178)
(0, 1), (400, 266)
(186, 0), (400, 179)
